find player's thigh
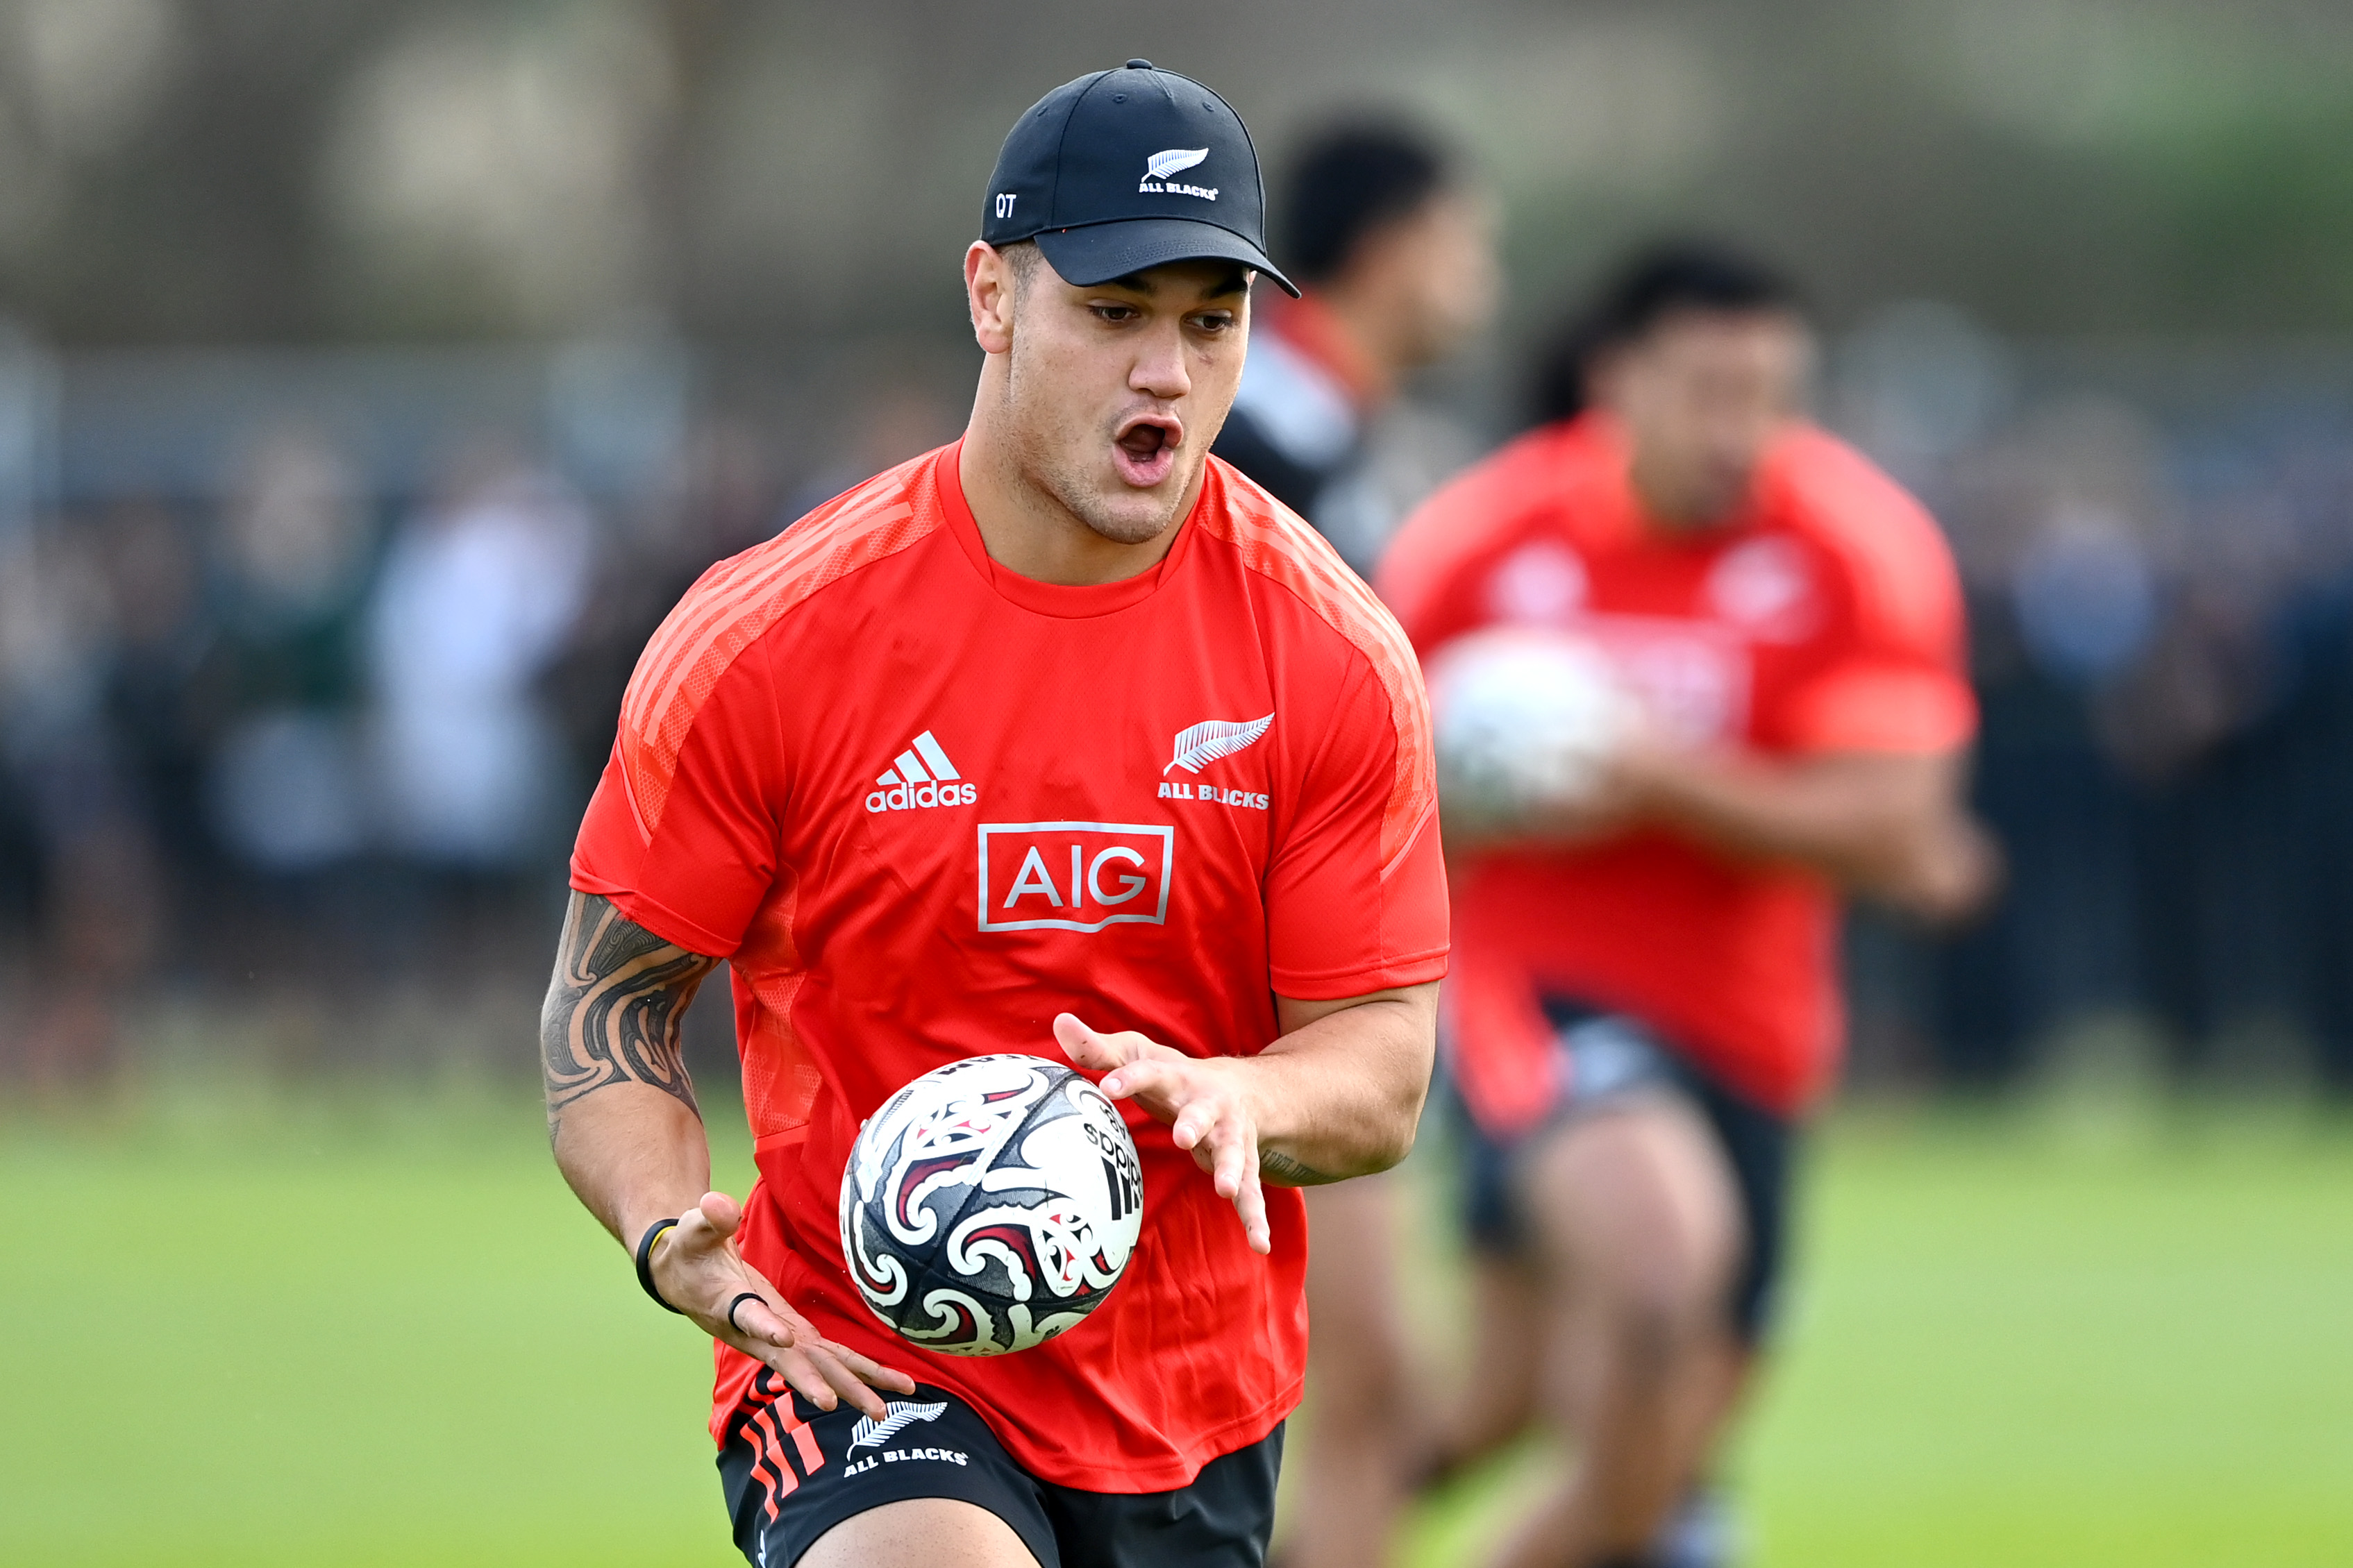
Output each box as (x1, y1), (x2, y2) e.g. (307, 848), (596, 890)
(1519, 1099), (1743, 1335)
(1302, 1177), (1404, 1390)
(1449, 1249), (1545, 1458)
(1466, 1249), (1543, 1382)
(719, 1381), (1056, 1568)
(800, 1497), (1042, 1568)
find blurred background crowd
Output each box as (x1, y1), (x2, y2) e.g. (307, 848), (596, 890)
(5, 0), (2353, 1099)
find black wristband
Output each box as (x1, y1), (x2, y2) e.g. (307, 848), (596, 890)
(634, 1217), (685, 1314)
(726, 1290), (765, 1335)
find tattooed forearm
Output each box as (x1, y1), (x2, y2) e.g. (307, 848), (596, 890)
(1259, 1149), (1339, 1187)
(541, 893), (718, 1133)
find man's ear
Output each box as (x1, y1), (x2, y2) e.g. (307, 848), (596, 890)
(966, 242), (1016, 356)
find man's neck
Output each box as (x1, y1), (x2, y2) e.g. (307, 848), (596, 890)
(957, 412), (1196, 588)
(1628, 452), (1698, 534)
(1625, 452), (1745, 539)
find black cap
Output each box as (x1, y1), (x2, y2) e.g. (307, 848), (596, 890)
(980, 60), (1298, 297)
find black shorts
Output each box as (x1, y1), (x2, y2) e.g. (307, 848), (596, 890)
(717, 1371), (1283, 1568)
(1455, 997), (1798, 1342)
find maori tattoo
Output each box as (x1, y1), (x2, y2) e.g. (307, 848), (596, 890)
(1258, 1149), (1339, 1186)
(542, 893), (718, 1134)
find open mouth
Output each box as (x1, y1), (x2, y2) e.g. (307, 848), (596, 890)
(1111, 414), (1182, 488)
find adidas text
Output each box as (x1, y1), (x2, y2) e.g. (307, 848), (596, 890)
(866, 730), (976, 814)
(868, 779), (976, 813)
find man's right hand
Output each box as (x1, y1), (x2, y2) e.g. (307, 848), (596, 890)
(653, 1191), (917, 1419)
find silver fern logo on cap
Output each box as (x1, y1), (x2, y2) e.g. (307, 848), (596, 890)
(848, 1399), (948, 1451)
(1145, 147), (1209, 180)
(1164, 713), (1274, 775)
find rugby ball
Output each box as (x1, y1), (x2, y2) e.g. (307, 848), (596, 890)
(841, 1054), (1144, 1356)
(1426, 625), (1634, 823)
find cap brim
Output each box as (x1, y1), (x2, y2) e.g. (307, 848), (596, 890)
(1035, 217), (1300, 298)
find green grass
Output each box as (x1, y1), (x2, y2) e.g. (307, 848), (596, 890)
(1735, 1106), (2353, 1567)
(3, 1081), (2350, 1567)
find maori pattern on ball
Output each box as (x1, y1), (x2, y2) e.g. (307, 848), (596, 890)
(841, 1054), (1145, 1356)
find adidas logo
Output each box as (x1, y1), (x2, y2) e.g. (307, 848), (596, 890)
(864, 730), (978, 814)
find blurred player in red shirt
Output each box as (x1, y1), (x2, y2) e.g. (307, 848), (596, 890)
(542, 62), (1448, 1568)
(1378, 244), (1995, 1568)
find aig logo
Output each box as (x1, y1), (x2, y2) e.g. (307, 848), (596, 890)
(978, 821), (1173, 934)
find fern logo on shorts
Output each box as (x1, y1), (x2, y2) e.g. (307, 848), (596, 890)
(848, 1400), (948, 1451)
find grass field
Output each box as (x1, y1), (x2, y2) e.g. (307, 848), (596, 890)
(4, 1076), (2350, 1567)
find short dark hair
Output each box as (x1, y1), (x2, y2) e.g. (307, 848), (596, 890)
(1530, 240), (1803, 424)
(1281, 119), (1454, 286)
(999, 237), (1042, 294)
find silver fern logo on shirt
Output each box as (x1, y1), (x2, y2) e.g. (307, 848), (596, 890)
(1159, 713), (1271, 809)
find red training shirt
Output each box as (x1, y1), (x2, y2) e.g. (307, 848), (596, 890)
(1378, 412), (1972, 1124)
(572, 442), (1448, 1492)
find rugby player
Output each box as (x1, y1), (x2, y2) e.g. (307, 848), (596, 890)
(1378, 244), (1995, 1568)
(1212, 119), (1498, 576)
(541, 62), (1448, 1568)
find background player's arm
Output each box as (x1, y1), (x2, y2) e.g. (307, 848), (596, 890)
(1056, 981), (1438, 1254)
(1568, 743), (1996, 920)
(541, 891), (913, 1417)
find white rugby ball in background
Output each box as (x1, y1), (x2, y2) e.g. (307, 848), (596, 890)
(1425, 625), (1636, 825)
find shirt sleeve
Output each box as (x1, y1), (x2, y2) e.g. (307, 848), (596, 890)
(1375, 469), (1493, 655)
(1770, 489), (1978, 756)
(569, 639), (782, 958)
(1264, 652), (1450, 999)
